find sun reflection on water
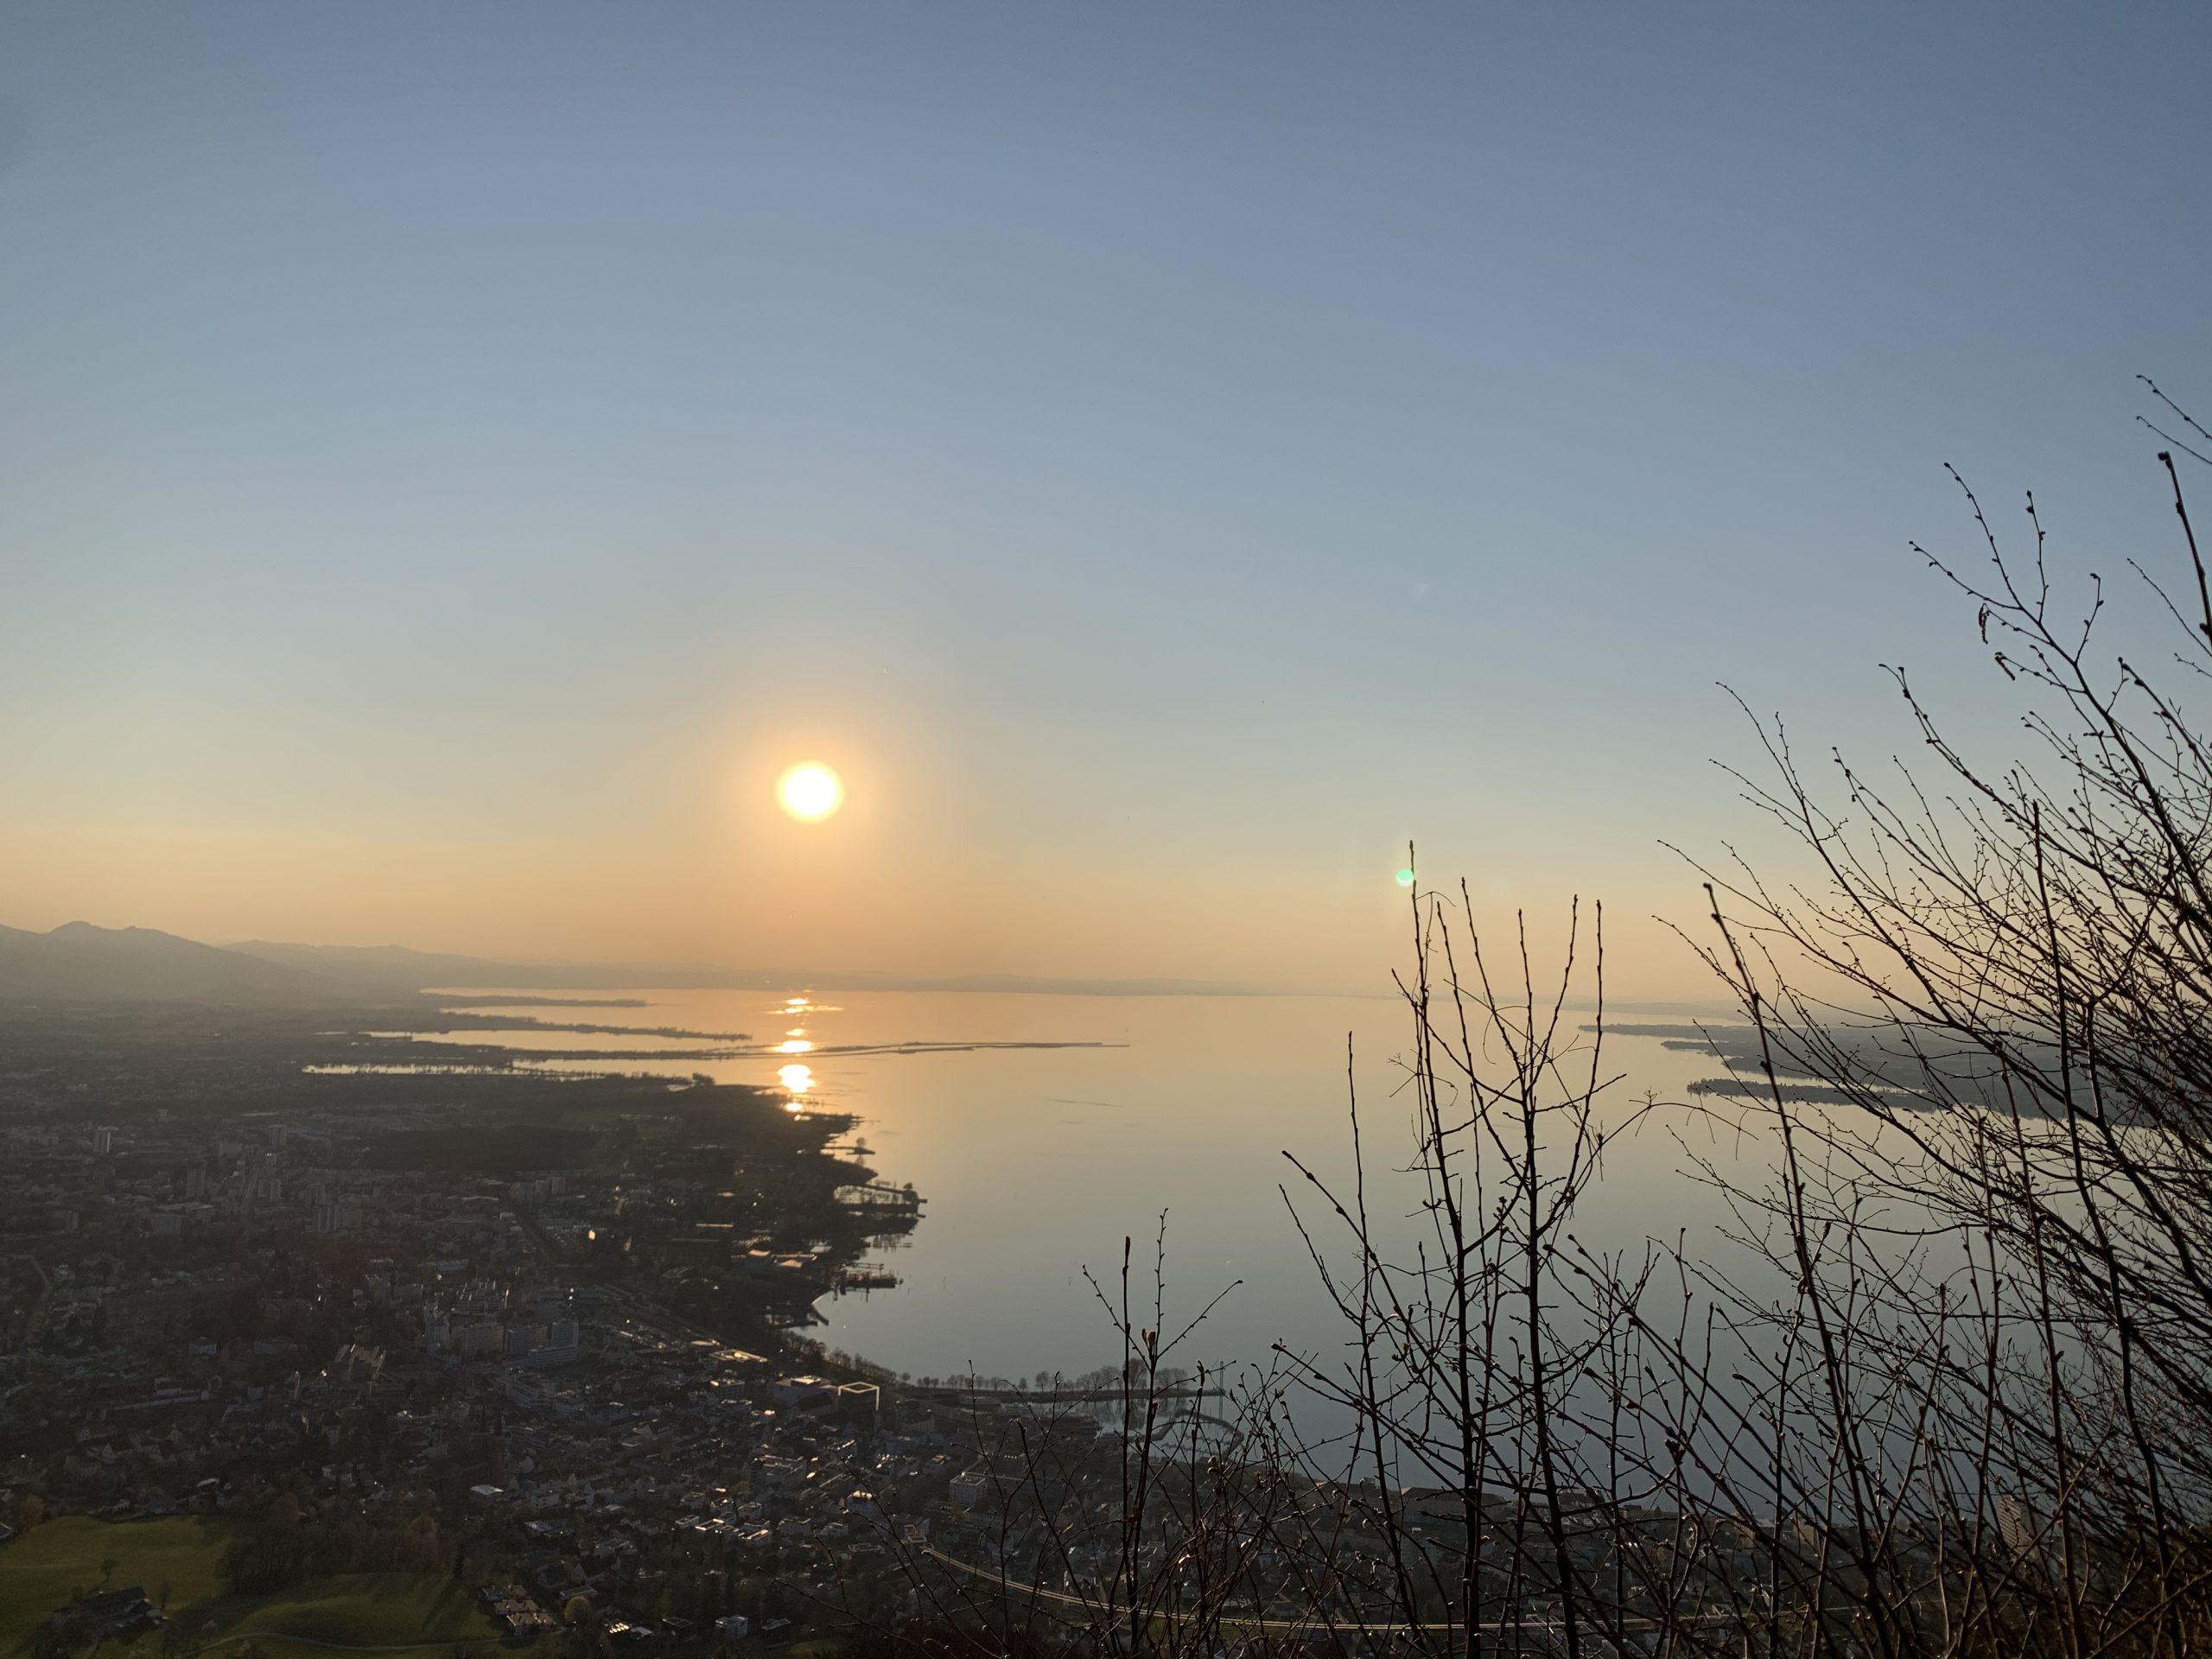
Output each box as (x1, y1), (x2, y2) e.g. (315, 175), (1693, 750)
(775, 991), (826, 1105)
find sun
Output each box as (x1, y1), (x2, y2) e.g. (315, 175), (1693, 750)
(776, 762), (844, 823)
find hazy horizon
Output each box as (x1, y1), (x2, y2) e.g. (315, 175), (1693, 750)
(2, 914), (1762, 1013)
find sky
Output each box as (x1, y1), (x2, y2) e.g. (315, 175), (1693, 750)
(3, 3), (2209, 999)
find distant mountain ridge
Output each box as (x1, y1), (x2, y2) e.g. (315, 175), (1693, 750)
(0, 921), (1286, 1004)
(0, 920), (314, 1003)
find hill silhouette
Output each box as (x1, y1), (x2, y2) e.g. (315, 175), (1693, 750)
(0, 920), (315, 1003)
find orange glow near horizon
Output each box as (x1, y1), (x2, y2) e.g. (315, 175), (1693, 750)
(0, 822), (1710, 1007)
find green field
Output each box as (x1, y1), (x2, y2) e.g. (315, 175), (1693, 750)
(194, 1573), (504, 1650)
(0, 1517), (509, 1656)
(0, 1516), (238, 1655)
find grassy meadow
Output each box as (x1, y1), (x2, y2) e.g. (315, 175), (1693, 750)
(0, 1517), (510, 1656)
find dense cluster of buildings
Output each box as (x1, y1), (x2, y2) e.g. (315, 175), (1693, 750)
(0, 1090), (961, 1645)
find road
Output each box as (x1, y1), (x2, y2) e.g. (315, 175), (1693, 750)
(917, 1541), (1705, 1643)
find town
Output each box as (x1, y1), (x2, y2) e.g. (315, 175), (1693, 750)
(0, 1003), (958, 1651)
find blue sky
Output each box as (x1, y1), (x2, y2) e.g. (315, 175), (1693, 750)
(3, 3), (2208, 992)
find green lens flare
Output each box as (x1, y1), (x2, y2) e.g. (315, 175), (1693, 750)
(1395, 868), (1415, 887)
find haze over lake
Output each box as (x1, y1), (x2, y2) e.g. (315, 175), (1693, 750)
(394, 988), (1769, 1383)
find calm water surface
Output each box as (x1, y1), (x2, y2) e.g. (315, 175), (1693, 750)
(411, 989), (1772, 1382)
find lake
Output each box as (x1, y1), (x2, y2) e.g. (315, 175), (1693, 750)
(398, 988), (1777, 1386)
